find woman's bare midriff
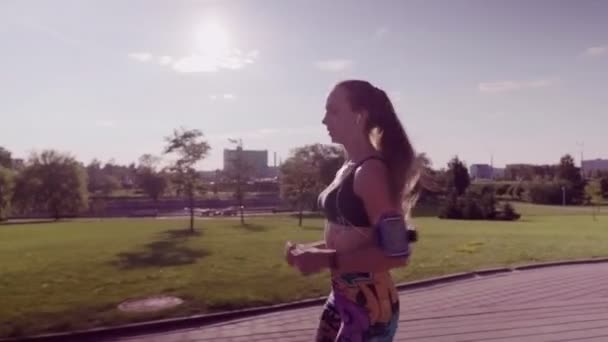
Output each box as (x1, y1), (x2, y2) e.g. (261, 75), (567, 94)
(324, 220), (374, 253)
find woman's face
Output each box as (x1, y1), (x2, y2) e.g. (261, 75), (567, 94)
(322, 85), (364, 145)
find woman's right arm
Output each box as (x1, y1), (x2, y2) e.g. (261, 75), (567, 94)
(300, 240), (326, 249)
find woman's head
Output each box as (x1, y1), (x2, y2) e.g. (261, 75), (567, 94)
(323, 80), (421, 214)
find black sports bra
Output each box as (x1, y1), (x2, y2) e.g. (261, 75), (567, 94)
(318, 156), (385, 227)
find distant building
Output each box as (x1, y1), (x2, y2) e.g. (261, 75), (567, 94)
(582, 159), (608, 177)
(264, 166), (280, 179)
(504, 164), (536, 181)
(470, 164), (493, 179)
(492, 168), (506, 179)
(223, 148), (269, 178)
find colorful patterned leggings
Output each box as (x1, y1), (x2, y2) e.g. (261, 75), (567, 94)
(315, 272), (400, 342)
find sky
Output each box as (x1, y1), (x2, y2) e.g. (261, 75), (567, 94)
(1, 0), (607, 170)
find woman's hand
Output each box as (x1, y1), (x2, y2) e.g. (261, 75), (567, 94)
(290, 247), (334, 276)
(284, 241), (298, 266)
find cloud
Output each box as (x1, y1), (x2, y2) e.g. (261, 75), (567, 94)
(127, 49), (259, 73)
(128, 52), (153, 62)
(478, 78), (559, 93)
(583, 45), (608, 57)
(209, 93), (236, 101)
(375, 26), (390, 38)
(314, 59), (355, 72)
(158, 56), (173, 65)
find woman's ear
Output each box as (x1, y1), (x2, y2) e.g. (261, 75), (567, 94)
(356, 110), (369, 125)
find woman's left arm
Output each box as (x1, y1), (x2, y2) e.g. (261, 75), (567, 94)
(331, 159), (409, 272)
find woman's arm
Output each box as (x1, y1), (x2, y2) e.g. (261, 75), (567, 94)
(349, 158), (410, 271)
(300, 240), (326, 249)
(332, 245), (407, 273)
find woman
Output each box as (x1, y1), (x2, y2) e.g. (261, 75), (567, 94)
(285, 80), (421, 341)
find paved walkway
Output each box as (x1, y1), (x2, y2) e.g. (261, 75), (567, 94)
(111, 263), (608, 341)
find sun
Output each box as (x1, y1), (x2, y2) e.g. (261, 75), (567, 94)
(194, 16), (231, 57)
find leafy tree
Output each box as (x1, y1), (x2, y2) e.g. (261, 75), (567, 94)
(315, 144), (345, 187)
(279, 144), (346, 224)
(86, 159), (122, 196)
(601, 176), (608, 199)
(12, 150), (88, 220)
(137, 154), (168, 206)
(280, 149), (320, 226)
(446, 156), (470, 195)
(0, 147), (12, 169)
(0, 167), (14, 221)
(99, 174), (121, 196)
(557, 155), (579, 182)
(225, 138), (250, 225)
(163, 128), (210, 233)
(556, 154), (586, 204)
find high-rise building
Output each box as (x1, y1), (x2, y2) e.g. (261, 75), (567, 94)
(223, 148), (269, 177)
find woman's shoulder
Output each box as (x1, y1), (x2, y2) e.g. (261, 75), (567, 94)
(352, 156), (398, 223)
(354, 155), (387, 178)
(353, 156), (389, 196)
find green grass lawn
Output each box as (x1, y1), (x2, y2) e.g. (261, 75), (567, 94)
(1, 207), (607, 338)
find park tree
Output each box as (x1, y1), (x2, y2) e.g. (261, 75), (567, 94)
(137, 154), (168, 207)
(86, 159), (122, 196)
(0, 166), (14, 221)
(558, 155), (580, 183)
(225, 138), (250, 225)
(557, 154), (586, 204)
(315, 144), (345, 187)
(446, 156), (470, 195)
(601, 176), (608, 199)
(12, 150), (89, 220)
(279, 144), (343, 225)
(280, 151), (320, 226)
(99, 174), (121, 196)
(163, 128), (210, 233)
(0, 147), (12, 169)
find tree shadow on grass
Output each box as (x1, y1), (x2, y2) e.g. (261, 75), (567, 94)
(112, 229), (209, 270)
(231, 223), (268, 232)
(0, 219), (57, 227)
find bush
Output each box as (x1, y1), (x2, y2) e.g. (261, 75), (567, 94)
(438, 194), (463, 219)
(507, 184), (526, 200)
(496, 184), (510, 196)
(462, 196), (484, 220)
(526, 181), (586, 205)
(439, 191), (508, 221)
(601, 177), (608, 199)
(498, 202), (521, 221)
(527, 183), (563, 204)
